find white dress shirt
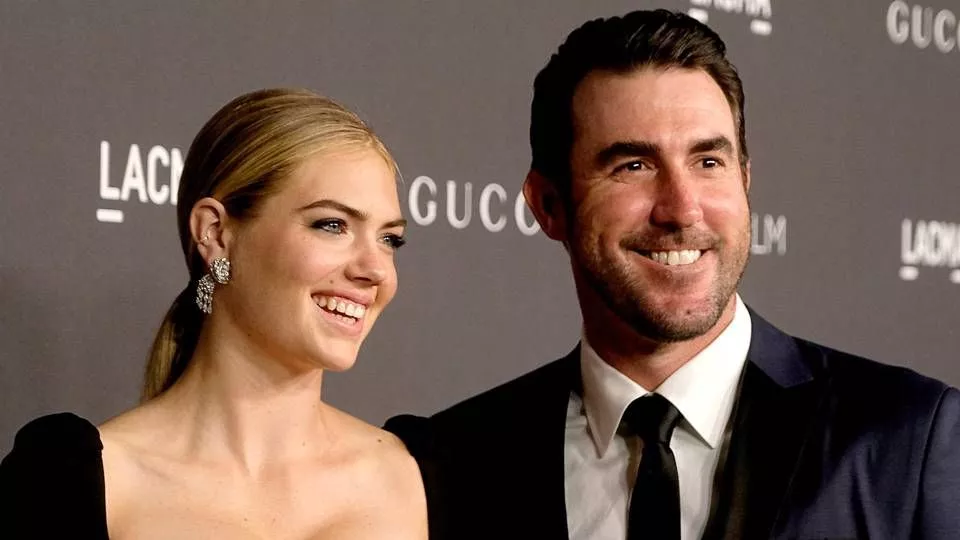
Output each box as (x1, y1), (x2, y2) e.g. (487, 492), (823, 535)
(564, 295), (752, 540)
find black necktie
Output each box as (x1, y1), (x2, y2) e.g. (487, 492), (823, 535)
(623, 393), (682, 540)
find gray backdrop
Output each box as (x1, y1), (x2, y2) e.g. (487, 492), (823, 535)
(2, 1), (959, 454)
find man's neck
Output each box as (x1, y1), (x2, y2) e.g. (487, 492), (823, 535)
(583, 298), (738, 390)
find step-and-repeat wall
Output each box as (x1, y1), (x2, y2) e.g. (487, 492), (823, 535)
(2, 1), (958, 453)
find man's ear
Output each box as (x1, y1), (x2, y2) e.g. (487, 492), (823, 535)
(523, 169), (569, 242)
(189, 197), (231, 265)
(743, 159), (752, 192)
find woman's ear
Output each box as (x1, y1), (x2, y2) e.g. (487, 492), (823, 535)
(189, 197), (231, 265)
(523, 169), (569, 243)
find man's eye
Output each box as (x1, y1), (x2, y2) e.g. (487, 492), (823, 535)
(382, 234), (407, 250)
(615, 161), (648, 173)
(701, 157), (722, 168)
(312, 218), (345, 234)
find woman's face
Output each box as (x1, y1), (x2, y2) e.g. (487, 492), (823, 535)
(218, 147), (404, 373)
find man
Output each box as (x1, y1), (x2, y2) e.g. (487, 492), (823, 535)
(388, 9), (960, 540)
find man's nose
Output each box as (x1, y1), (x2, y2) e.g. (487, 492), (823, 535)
(649, 168), (703, 229)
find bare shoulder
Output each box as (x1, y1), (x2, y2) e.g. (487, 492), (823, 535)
(327, 406), (422, 481)
(99, 403), (154, 459)
(96, 404), (167, 530)
(98, 401), (171, 461)
(324, 407), (427, 534)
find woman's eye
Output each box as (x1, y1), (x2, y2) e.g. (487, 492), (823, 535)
(382, 234), (407, 250)
(312, 218), (345, 234)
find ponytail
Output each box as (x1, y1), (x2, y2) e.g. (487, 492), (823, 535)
(142, 285), (202, 401)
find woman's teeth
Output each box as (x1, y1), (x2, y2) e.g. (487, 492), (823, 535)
(315, 296), (366, 319)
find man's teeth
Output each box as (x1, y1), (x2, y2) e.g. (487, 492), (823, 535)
(646, 250), (702, 266)
(315, 296), (366, 318)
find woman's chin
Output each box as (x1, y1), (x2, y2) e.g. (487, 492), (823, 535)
(313, 351), (360, 373)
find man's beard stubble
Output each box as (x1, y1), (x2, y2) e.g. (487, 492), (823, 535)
(573, 227), (749, 343)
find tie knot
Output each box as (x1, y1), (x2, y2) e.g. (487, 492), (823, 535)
(623, 393), (681, 444)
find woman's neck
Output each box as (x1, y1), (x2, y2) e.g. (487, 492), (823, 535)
(150, 325), (332, 477)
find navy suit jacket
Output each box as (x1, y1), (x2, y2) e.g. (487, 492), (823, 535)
(387, 312), (960, 539)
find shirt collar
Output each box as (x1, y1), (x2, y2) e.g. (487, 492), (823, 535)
(579, 295), (752, 457)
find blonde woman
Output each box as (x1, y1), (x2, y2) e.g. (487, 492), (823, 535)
(1, 89), (427, 539)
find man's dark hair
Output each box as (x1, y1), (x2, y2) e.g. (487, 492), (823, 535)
(530, 9), (748, 191)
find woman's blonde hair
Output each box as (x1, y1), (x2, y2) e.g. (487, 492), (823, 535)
(142, 88), (395, 401)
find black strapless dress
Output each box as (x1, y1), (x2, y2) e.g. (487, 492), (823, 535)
(1, 413), (109, 539)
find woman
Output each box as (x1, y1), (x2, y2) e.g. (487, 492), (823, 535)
(1, 88), (427, 539)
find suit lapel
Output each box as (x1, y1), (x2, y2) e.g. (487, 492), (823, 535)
(509, 347), (580, 540)
(702, 312), (828, 540)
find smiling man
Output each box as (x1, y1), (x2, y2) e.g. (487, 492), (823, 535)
(388, 9), (960, 540)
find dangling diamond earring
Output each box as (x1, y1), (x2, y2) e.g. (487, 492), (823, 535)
(195, 257), (231, 314)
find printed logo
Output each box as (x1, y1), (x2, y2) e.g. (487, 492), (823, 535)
(887, 2), (959, 53)
(751, 213), (786, 255)
(900, 219), (960, 284)
(406, 176), (540, 236)
(687, 0), (773, 37)
(98, 141), (183, 223)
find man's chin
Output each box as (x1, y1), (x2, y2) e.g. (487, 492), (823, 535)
(625, 297), (729, 343)
(640, 316), (719, 343)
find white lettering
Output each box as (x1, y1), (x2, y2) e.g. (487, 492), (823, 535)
(751, 214), (787, 255)
(120, 144), (147, 203)
(688, 0), (771, 35)
(692, 0), (769, 17)
(934, 9), (957, 52)
(888, 1), (911, 44)
(715, 0), (743, 13)
(748, 0), (771, 18)
(409, 175), (437, 226)
(939, 222), (957, 266)
(925, 221), (943, 265)
(765, 214), (787, 255)
(948, 224), (959, 267)
(98, 141), (184, 217)
(750, 215), (767, 254)
(170, 148), (183, 205)
(146, 145), (170, 205)
(901, 219), (960, 269)
(889, 3), (960, 53)
(515, 191), (541, 236)
(446, 180), (472, 229)
(912, 5), (934, 48)
(479, 183), (507, 232)
(927, 221), (960, 266)
(406, 177), (541, 235)
(902, 219), (921, 264)
(99, 141), (119, 200)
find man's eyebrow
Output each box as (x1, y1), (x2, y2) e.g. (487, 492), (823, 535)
(690, 136), (735, 155)
(299, 199), (406, 229)
(594, 141), (661, 169)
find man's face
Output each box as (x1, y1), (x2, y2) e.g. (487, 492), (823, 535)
(564, 67), (751, 343)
